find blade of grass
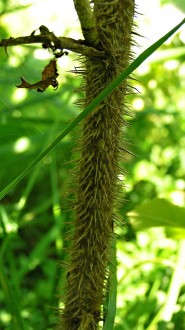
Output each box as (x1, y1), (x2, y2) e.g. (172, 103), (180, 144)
(0, 262), (25, 330)
(103, 237), (117, 330)
(50, 152), (64, 252)
(0, 18), (184, 200)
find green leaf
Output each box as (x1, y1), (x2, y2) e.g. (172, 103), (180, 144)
(150, 47), (185, 63)
(128, 198), (185, 231)
(161, 0), (185, 13)
(165, 227), (185, 240)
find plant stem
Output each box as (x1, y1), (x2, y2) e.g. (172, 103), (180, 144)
(59, 1), (135, 329)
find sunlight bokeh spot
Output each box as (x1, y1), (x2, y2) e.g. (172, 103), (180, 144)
(13, 137), (31, 153)
(170, 191), (184, 207)
(148, 79), (157, 89)
(0, 311), (12, 324)
(33, 48), (51, 60)
(12, 87), (27, 103)
(133, 97), (144, 111)
(164, 59), (179, 71)
(134, 160), (156, 180)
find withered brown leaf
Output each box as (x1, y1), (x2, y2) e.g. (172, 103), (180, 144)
(16, 59), (59, 92)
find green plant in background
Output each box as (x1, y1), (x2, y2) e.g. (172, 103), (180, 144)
(0, 1), (185, 329)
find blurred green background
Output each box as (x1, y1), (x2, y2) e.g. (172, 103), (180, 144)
(0, 0), (185, 329)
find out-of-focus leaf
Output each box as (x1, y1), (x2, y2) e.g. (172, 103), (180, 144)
(161, 0), (185, 13)
(166, 227), (185, 240)
(150, 47), (185, 62)
(128, 198), (185, 231)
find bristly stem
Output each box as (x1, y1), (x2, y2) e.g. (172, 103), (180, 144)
(59, 1), (135, 329)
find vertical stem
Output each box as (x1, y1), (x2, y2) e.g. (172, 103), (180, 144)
(59, 1), (135, 329)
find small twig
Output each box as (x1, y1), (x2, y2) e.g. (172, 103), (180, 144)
(0, 34), (105, 58)
(73, 0), (99, 46)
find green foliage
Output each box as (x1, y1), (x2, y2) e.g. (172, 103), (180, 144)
(128, 198), (185, 233)
(161, 0), (185, 12)
(0, 32), (79, 329)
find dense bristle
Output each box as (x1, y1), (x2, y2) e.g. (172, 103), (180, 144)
(58, 1), (136, 329)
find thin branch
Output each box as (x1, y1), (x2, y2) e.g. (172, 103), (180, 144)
(0, 34), (104, 58)
(73, 0), (99, 46)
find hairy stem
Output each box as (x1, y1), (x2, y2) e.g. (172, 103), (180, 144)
(59, 1), (135, 329)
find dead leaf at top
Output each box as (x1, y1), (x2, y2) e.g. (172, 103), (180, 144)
(16, 59), (59, 92)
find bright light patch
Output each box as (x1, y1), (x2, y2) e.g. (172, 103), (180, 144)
(34, 48), (51, 60)
(170, 191), (184, 207)
(17, 196), (27, 210)
(0, 205), (18, 234)
(134, 160), (156, 180)
(0, 311), (12, 323)
(12, 88), (28, 103)
(133, 97), (144, 111)
(53, 206), (61, 217)
(177, 97), (185, 110)
(59, 301), (65, 309)
(136, 62), (150, 76)
(178, 63), (185, 78)
(8, 54), (21, 67)
(179, 30), (185, 43)
(118, 174), (124, 182)
(8, 46), (27, 67)
(148, 79), (157, 89)
(14, 137), (30, 153)
(2, 0), (80, 40)
(176, 179), (185, 190)
(135, 84), (145, 94)
(137, 232), (150, 248)
(164, 60), (179, 71)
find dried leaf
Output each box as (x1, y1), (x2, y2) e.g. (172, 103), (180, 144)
(16, 59), (59, 92)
